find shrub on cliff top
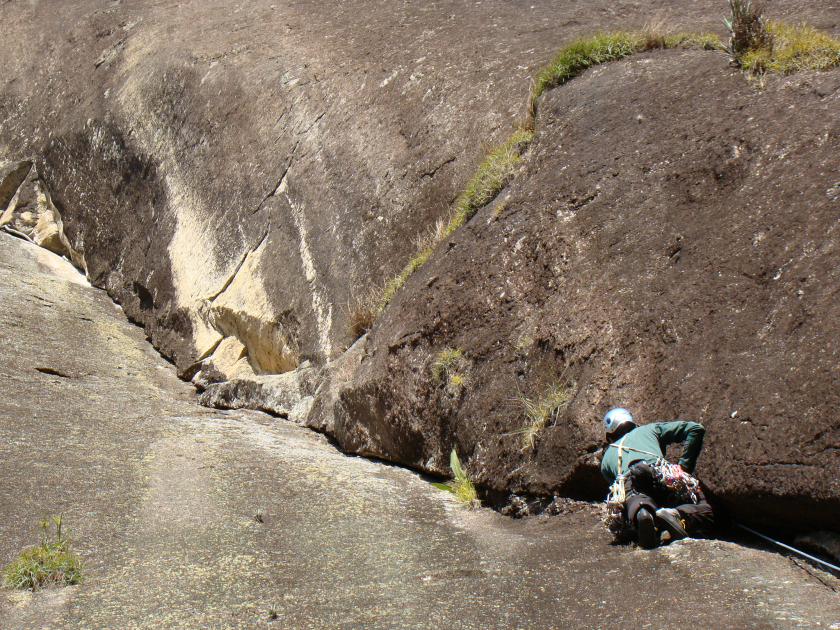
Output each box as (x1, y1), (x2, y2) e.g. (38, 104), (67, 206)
(721, 0), (771, 61)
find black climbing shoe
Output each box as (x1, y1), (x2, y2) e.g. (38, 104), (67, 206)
(636, 508), (658, 549)
(655, 508), (689, 541)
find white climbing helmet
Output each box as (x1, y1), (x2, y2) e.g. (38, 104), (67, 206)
(603, 408), (636, 435)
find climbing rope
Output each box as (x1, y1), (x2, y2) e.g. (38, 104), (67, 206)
(735, 522), (840, 576)
(602, 436), (629, 534)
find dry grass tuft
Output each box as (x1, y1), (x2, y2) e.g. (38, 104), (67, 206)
(345, 286), (381, 342)
(508, 381), (576, 451)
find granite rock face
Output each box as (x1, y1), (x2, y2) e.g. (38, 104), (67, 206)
(0, 0), (729, 383)
(333, 51), (840, 530)
(4, 0), (840, 531)
(0, 161), (82, 266)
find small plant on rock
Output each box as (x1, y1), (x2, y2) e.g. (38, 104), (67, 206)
(431, 449), (480, 509)
(4, 515), (83, 590)
(721, 0), (771, 64)
(431, 347), (468, 391)
(508, 381), (576, 451)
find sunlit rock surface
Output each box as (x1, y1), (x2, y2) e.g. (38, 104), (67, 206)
(1, 232), (839, 629)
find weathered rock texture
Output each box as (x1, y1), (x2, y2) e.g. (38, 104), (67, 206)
(4, 0), (840, 531)
(1, 0), (736, 382)
(0, 161), (82, 266)
(333, 51), (840, 531)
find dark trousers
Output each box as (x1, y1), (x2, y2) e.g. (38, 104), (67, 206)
(624, 461), (716, 534)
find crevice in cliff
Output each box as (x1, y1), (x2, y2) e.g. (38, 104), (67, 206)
(0, 161), (33, 211)
(251, 139), (301, 216)
(0, 162), (86, 274)
(205, 226), (270, 303)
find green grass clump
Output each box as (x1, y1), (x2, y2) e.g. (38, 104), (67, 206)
(4, 515), (83, 590)
(378, 248), (433, 312)
(531, 32), (641, 114)
(431, 449), (479, 508)
(446, 129), (534, 234)
(375, 130), (533, 311)
(739, 21), (840, 75)
(508, 381), (576, 451)
(529, 30), (720, 120)
(431, 347), (467, 386)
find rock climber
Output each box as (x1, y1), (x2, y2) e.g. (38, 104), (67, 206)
(600, 408), (716, 549)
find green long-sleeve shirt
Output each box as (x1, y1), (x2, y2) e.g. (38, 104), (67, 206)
(600, 421), (705, 484)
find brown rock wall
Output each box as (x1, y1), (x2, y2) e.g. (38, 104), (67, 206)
(4, 0), (840, 528)
(335, 50), (840, 530)
(1, 0), (734, 377)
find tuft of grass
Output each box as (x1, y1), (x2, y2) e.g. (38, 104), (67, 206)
(739, 20), (840, 75)
(431, 449), (479, 508)
(345, 287), (381, 342)
(529, 30), (721, 122)
(376, 216), (451, 313)
(378, 249), (432, 311)
(375, 130), (532, 312)
(432, 348), (464, 381)
(446, 129), (534, 235)
(530, 32), (642, 118)
(4, 515), (83, 590)
(507, 381), (576, 451)
(449, 449), (479, 507)
(447, 372), (467, 388)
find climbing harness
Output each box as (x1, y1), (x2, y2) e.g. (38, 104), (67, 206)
(601, 438), (700, 535)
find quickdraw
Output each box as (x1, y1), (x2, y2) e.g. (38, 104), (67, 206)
(651, 459), (700, 505)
